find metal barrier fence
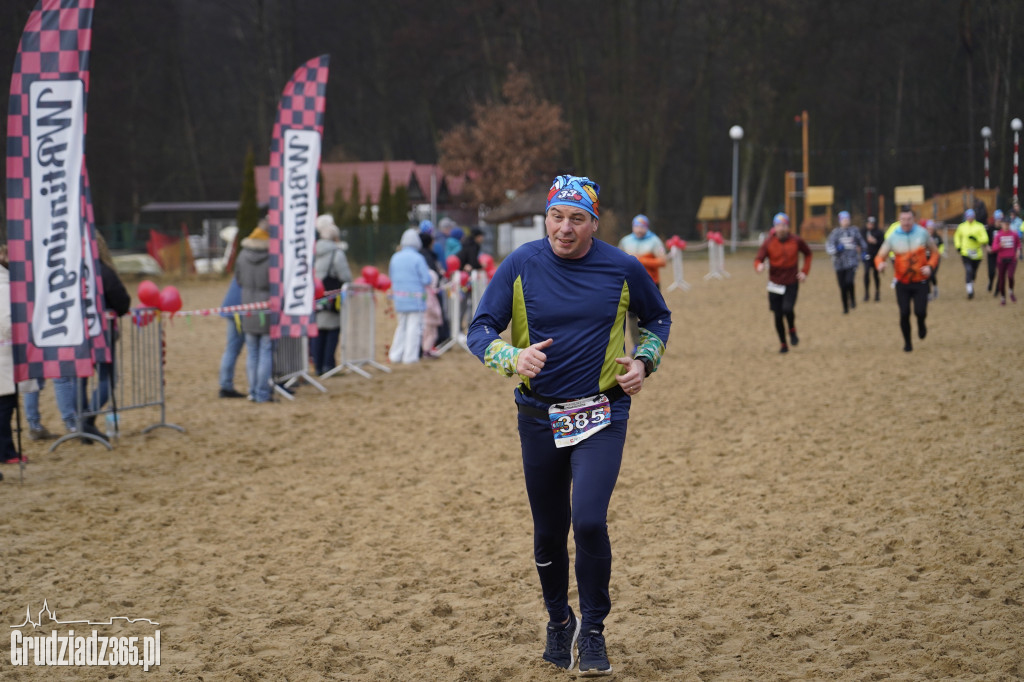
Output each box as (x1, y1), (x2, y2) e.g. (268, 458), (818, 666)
(434, 277), (462, 355)
(272, 336), (326, 399)
(50, 309), (184, 451)
(434, 270), (488, 355)
(469, 269), (488, 316)
(666, 246), (691, 291)
(705, 241), (730, 280)
(324, 283), (390, 379)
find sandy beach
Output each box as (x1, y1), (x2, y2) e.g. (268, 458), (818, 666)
(2, 249), (1022, 681)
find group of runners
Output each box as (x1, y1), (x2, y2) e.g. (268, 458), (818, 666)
(755, 204), (1022, 354)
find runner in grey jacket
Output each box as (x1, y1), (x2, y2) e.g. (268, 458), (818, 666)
(825, 211), (868, 314)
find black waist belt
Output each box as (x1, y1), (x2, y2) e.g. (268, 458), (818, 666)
(516, 384), (626, 419)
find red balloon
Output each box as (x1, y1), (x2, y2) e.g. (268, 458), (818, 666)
(158, 286), (182, 313)
(353, 276), (367, 285)
(678, 239), (688, 251)
(459, 270), (470, 287)
(479, 253), (495, 269)
(374, 274), (391, 291)
(314, 277), (325, 299)
(361, 265), (379, 286)
(485, 264), (497, 280)
(445, 254), (461, 276)
(138, 280), (160, 308)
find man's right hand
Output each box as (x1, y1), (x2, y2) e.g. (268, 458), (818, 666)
(517, 338), (553, 378)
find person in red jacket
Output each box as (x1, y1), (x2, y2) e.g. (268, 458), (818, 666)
(992, 210), (1022, 304)
(754, 213), (812, 353)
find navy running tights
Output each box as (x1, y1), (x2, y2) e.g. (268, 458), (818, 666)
(517, 413), (627, 634)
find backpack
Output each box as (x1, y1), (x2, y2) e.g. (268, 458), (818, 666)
(322, 250), (343, 292)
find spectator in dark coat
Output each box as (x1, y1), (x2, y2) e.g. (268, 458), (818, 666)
(235, 224), (273, 402)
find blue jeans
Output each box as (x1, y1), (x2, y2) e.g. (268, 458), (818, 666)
(90, 362), (114, 413)
(53, 376), (81, 429)
(23, 378), (44, 430)
(245, 333), (273, 402)
(219, 320), (245, 391)
(53, 364), (114, 428)
(309, 328), (340, 375)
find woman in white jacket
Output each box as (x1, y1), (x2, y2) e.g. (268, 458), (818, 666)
(388, 228), (432, 364)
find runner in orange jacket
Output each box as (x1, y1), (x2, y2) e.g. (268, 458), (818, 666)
(875, 206), (940, 352)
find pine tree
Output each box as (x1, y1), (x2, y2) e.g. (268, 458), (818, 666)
(392, 184), (409, 225)
(229, 146), (260, 271)
(378, 170), (393, 225)
(340, 174), (361, 226)
(331, 188), (346, 228)
(363, 193), (375, 224)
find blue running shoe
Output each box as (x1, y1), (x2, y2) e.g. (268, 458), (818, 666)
(578, 629), (613, 676)
(542, 608), (580, 670)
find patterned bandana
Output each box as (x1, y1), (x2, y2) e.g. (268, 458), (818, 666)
(546, 175), (600, 219)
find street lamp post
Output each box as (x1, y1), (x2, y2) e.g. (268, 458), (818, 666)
(981, 126), (992, 189)
(729, 125), (744, 253)
(1012, 118), (1023, 202)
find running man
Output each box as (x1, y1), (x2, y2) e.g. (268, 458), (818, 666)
(618, 214), (667, 350)
(953, 208), (988, 299)
(754, 212), (812, 353)
(861, 216), (885, 301)
(467, 174), (671, 676)
(875, 206), (940, 352)
(825, 210), (868, 313)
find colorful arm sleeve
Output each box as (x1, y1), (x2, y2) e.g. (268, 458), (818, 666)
(634, 328), (666, 374)
(483, 339), (523, 377)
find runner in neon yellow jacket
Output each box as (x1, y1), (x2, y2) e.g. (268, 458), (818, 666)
(953, 208), (988, 299)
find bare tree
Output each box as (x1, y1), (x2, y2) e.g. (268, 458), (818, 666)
(438, 65), (569, 208)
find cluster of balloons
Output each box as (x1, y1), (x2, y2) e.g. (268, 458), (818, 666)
(445, 254), (497, 282)
(137, 280), (182, 313)
(706, 231), (725, 245)
(352, 265), (392, 292)
(665, 235), (688, 251)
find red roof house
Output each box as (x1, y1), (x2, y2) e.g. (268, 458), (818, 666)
(256, 161), (464, 207)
